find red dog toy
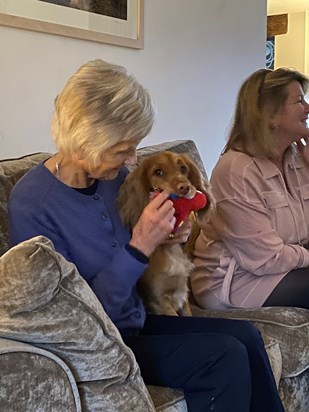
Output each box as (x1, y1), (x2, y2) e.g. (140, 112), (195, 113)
(150, 190), (207, 232)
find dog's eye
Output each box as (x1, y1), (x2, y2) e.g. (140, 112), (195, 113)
(154, 169), (164, 176)
(180, 165), (187, 174)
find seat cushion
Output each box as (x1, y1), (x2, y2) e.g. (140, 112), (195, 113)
(0, 236), (155, 412)
(147, 386), (186, 412)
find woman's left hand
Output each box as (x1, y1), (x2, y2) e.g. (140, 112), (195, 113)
(165, 218), (192, 244)
(296, 137), (309, 165)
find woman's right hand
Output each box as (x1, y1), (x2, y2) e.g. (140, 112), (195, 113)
(296, 137), (309, 166)
(129, 191), (176, 257)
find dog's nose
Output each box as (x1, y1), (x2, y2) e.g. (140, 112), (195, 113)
(177, 183), (190, 195)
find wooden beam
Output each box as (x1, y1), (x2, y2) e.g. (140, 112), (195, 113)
(267, 14), (288, 37)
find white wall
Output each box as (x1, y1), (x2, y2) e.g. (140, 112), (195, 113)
(274, 12), (308, 76)
(0, 0), (267, 175)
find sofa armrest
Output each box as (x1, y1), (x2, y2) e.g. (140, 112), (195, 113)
(0, 337), (81, 412)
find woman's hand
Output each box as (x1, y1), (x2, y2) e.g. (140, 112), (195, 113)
(130, 191), (176, 257)
(296, 137), (309, 166)
(164, 218), (192, 245)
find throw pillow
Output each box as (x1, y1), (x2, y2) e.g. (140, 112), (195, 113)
(0, 236), (154, 411)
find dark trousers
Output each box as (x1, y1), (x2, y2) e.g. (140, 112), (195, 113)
(263, 268), (309, 309)
(122, 316), (284, 412)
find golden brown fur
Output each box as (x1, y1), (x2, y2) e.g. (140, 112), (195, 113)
(117, 151), (214, 316)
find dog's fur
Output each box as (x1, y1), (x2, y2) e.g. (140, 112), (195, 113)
(117, 151), (214, 316)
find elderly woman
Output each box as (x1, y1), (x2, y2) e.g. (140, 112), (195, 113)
(9, 60), (284, 412)
(192, 67), (309, 311)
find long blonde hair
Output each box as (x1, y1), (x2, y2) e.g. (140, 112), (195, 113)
(223, 68), (309, 157)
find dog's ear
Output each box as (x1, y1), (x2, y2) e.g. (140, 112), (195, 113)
(183, 154), (216, 220)
(182, 154), (207, 192)
(196, 181), (216, 222)
(117, 159), (150, 228)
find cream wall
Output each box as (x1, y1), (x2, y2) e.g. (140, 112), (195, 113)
(0, 0), (267, 174)
(274, 12), (308, 76)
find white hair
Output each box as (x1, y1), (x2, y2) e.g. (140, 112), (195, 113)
(51, 59), (155, 166)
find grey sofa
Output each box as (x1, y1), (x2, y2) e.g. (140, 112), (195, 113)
(0, 140), (308, 412)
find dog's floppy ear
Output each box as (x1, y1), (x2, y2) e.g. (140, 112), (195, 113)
(182, 153), (216, 219)
(117, 158), (151, 228)
(182, 154), (207, 192)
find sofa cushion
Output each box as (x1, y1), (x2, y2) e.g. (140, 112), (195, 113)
(0, 236), (155, 412)
(0, 152), (50, 257)
(147, 386), (186, 412)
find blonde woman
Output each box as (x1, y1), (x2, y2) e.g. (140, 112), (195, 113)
(192, 68), (309, 311)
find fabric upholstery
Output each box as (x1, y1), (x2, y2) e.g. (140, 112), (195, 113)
(0, 236), (155, 412)
(0, 152), (50, 257)
(147, 386), (186, 412)
(0, 338), (81, 412)
(279, 373), (309, 412)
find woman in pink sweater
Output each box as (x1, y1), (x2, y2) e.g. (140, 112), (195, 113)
(191, 67), (309, 310)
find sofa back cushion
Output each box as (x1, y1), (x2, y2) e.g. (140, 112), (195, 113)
(0, 153), (50, 256)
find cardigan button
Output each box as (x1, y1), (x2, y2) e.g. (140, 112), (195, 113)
(93, 195), (99, 200)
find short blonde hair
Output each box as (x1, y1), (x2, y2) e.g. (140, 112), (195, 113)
(223, 67), (309, 157)
(51, 59), (155, 165)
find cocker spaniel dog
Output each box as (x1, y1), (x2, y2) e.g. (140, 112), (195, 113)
(117, 151), (214, 316)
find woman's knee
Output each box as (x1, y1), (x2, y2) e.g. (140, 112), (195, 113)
(188, 335), (251, 392)
(224, 335), (250, 366)
(185, 332), (251, 377)
(209, 335), (251, 385)
(233, 320), (264, 348)
(185, 337), (251, 411)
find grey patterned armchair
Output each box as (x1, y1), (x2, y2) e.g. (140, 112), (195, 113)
(0, 140), (308, 412)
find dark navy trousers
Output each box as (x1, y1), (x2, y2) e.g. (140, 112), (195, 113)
(122, 315), (285, 412)
(263, 268), (309, 309)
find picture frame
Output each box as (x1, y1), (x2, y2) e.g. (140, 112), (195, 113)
(0, 0), (144, 49)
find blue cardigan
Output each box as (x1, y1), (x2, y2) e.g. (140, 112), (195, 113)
(9, 162), (147, 331)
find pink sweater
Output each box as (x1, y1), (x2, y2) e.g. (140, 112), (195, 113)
(191, 147), (309, 309)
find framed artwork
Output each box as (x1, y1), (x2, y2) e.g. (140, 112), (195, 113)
(0, 0), (144, 49)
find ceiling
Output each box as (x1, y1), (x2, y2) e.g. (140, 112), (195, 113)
(268, 0), (309, 15)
